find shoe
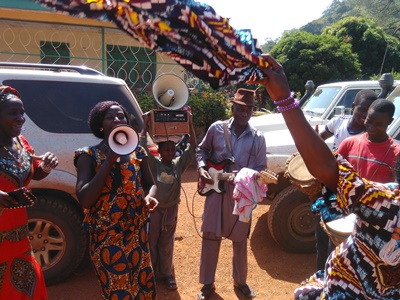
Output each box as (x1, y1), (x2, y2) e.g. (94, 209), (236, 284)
(197, 283), (215, 300)
(234, 282), (256, 298)
(164, 275), (178, 290)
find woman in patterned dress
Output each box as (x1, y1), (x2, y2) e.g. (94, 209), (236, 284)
(0, 85), (58, 299)
(253, 54), (400, 300)
(74, 101), (158, 299)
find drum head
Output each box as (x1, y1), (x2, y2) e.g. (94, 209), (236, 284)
(286, 154), (315, 184)
(325, 213), (356, 237)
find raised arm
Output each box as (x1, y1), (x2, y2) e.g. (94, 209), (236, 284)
(250, 54), (339, 191)
(188, 112), (197, 148)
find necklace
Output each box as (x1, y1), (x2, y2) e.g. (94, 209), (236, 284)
(2, 139), (22, 167)
(356, 133), (393, 181)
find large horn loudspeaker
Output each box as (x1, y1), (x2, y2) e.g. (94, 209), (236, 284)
(149, 73), (190, 140)
(152, 73), (189, 110)
(108, 125), (139, 155)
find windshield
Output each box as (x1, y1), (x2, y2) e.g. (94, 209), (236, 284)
(302, 87), (341, 116)
(387, 86), (400, 120)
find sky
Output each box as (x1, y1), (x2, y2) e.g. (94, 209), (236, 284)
(202, 0), (333, 42)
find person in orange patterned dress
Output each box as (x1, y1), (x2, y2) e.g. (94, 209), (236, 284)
(0, 85), (58, 299)
(74, 101), (159, 299)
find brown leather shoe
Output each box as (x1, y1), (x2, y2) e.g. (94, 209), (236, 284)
(197, 283), (215, 300)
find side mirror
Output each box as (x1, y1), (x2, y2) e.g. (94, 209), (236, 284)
(299, 80), (316, 106)
(378, 73), (394, 98)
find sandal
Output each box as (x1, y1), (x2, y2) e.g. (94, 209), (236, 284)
(164, 275), (178, 290)
(234, 282), (256, 298)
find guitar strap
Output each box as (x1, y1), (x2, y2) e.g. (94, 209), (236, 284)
(223, 121), (235, 163)
(223, 121), (258, 166)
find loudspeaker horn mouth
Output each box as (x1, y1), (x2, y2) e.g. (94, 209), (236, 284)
(158, 89), (175, 107)
(152, 73), (189, 110)
(108, 125), (139, 155)
(113, 131), (128, 145)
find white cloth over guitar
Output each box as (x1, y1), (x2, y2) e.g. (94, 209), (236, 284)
(232, 168), (267, 223)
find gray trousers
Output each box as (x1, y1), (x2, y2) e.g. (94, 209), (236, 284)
(199, 231), (248, 285)
(149, 204), (178, 277)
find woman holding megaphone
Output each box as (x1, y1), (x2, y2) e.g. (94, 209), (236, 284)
(74, 101), (159, 299)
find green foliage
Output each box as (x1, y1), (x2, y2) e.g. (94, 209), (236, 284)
(299, 0), (400, 37)
(260, 38), (278, 53)
(135, 92), (157, 113)
(187, 85), (229, 129)
(370, 70), (400, 80)
(351, 0), (400, 36)
(270, 30), (361, 93)
(323, 16), (400, 77)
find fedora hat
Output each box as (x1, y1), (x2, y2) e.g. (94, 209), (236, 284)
(231, 88), (255, 107)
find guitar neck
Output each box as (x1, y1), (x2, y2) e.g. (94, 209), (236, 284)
(217, 171), (278, 184)
(218, 172), (234, 180)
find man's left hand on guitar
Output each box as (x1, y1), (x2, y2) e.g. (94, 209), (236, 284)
(198, 167), (214, 185)
(227, 174), (235, 184)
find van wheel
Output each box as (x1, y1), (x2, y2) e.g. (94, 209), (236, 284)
(27, 194), (88, 285)
(267, 185), (316, 253)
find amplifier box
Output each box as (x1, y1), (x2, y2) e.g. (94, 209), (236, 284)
(150, 109), (189, 137)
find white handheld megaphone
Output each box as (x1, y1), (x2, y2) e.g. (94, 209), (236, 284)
(152, 73), (189, 110)
(108, 125), (139, 155)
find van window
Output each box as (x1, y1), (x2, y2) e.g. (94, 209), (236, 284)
(5, 80), (141, 134)
(328, 88), (380, 119)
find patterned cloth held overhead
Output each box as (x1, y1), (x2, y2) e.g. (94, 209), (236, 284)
(35, 0), (268, 89)
(73, 146), (156, 299)
(294, 156), (400, 300)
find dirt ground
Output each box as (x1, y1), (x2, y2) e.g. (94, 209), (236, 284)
(47, 163), (316, 300)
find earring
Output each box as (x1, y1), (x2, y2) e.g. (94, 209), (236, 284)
(100, 128), (103, 132)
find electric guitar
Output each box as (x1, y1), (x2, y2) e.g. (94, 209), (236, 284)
(197, 159), (278, 196)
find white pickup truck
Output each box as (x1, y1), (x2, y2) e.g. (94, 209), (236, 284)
(249, 75), (398, 253)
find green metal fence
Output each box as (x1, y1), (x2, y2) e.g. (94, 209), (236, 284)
(0, 18), (201, 95)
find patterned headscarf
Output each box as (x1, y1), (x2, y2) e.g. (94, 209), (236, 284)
(0, 85), (21, 104)
(35, 0), (268, 89)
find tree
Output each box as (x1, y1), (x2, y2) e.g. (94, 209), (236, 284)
(270, 30), (361, 93)
(260, 38), (278, 53)
(323, 16), (400, 77)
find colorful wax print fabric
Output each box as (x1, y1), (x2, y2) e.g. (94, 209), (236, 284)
(35, 0), (267, 88)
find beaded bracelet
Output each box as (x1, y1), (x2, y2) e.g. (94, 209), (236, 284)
(277, 99), (300, 113)
(273, 92), (295, 105)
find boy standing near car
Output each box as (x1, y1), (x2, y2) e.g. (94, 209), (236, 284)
(140, 111), (196, 291)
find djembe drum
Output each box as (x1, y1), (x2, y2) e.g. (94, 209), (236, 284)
(284, 152), (323, 199)
(320, 213), (357, 246)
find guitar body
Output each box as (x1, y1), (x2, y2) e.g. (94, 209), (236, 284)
(197, 160), (232, 196)
(197, 159), (279, 196)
